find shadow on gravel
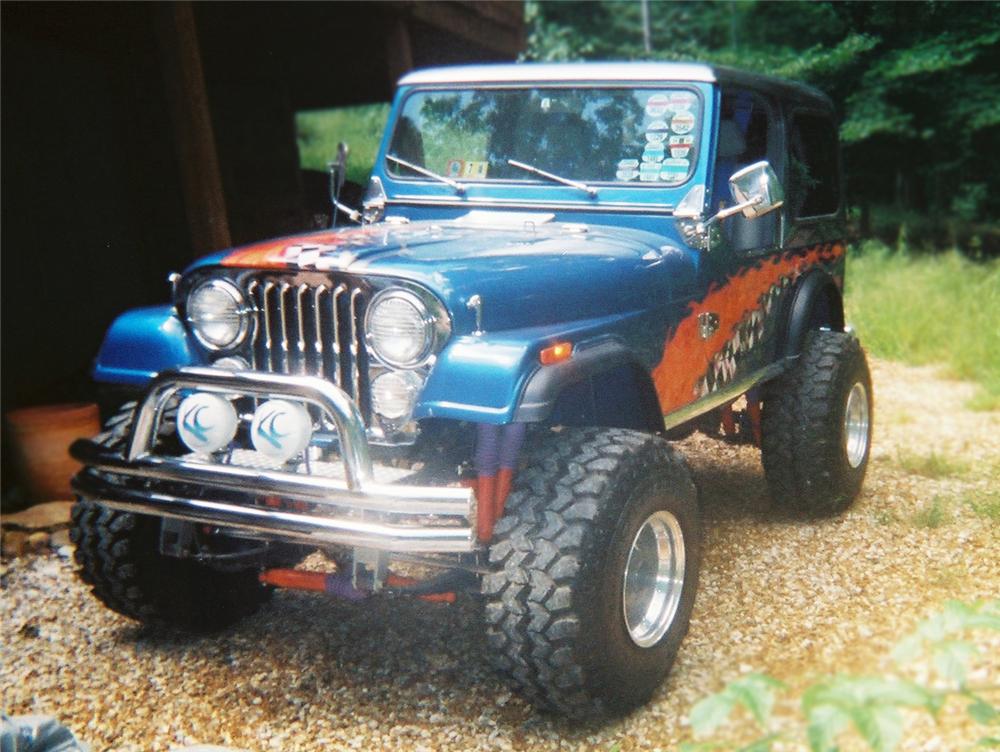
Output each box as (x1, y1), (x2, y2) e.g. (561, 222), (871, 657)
(685, 440), (845, 525)
(101, 441), (828, 741)
(114, 588), (566, 733)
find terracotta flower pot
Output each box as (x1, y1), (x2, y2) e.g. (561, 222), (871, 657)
(5, 403), (99, 503)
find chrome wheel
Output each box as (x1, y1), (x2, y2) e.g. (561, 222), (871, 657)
(844, 382), (870, 469)
(622, 510), (686, 648)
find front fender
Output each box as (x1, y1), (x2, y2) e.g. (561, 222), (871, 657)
(413, 312), (647, 424)
(93, 305), (200, 386)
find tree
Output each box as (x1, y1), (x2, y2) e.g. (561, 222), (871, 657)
(524, 1), (1000, 251)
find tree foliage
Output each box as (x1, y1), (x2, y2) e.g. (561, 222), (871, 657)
(524, 1), (1000, 249)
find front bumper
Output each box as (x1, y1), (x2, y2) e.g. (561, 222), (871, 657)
(71, 367), (477, 553)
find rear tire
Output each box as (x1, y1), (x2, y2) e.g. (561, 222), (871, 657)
(761, 330), (873, 515)
(482, 427), (700, 718)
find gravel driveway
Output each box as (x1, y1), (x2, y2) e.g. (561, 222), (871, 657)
(3, 357), (998, 751)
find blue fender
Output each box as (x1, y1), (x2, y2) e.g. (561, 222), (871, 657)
(414, 335), (535, 423)
(413, 312), (648, 424)
(93, 305), (200, 386)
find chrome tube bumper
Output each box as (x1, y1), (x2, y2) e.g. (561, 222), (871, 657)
(70, 368), (478, 553)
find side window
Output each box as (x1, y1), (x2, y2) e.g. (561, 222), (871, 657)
(714, 90), (776, 208)
(716, 89), (780, 252)
(788, 112), (840, 217)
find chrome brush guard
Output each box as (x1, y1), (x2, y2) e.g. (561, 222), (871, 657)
(71, 367), (477, 553)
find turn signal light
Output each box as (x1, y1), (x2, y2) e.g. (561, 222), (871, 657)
(539, 341), (573, 365)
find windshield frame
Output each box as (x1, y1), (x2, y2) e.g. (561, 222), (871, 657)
(381, 83), (707, 192)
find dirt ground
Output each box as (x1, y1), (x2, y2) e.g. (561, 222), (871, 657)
(2, 357), (998, 751)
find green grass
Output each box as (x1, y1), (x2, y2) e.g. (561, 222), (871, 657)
(896, 449), (970, 479)
(911, 495), (951, 529)
(295, 103), (391, 186)
(964, 489), (1000, 521)
(845, 243), (1000, 410)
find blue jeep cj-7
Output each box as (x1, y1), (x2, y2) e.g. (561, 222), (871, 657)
(70, 62), (873, 717)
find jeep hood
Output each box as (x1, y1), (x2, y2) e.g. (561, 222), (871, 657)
(197, 216), (699, 333)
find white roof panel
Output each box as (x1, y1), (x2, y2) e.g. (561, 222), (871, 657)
(398, 62), (717, 86)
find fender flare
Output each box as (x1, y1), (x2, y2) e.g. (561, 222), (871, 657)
(781, 269), (845, 358)
(512, 340), (661, 431)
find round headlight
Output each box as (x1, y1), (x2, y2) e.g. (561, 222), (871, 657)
(365, 289), (435, 368)
(371, 370), (424, 421)
(187, 280), (249, 350)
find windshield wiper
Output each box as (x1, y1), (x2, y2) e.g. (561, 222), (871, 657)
(386, 154), (466, 195)
(507, 159), (598, 198)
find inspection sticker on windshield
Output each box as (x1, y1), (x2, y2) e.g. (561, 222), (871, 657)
(670, 112), (696, 135)
(462, 161), (488, 179)
(446, 159), (488, 179)
(645, 94), (670, 117)
(616, 168), (640, 181)
(659, 158), (689, 184)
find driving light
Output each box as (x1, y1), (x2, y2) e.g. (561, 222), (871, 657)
(187, 279), (249, 350)
(371, 370), (423, 421)
(250, 399), (313, 463)
(366, 289), (435, 368)
(176, 393), (238, 455)
(212, 355), (250, 371)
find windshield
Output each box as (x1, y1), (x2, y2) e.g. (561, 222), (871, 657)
(386, 86), (703, 187)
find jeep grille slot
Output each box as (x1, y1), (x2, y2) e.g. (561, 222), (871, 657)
(244, 277), (371, 422)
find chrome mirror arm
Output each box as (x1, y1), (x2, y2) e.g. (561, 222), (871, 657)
(699, 196), (763, 230)
(333, 199), (362, 224)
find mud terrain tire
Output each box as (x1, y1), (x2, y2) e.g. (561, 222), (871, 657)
(483, 427), (700, 718)
(70, 406), (270, 632)
(761, 330), (873, 515)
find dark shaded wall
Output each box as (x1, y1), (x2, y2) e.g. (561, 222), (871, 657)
(2, 3), (191, 408)
(2, 1), (523, 415)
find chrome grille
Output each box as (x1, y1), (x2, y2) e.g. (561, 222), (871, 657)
(244, 276), (371, 421)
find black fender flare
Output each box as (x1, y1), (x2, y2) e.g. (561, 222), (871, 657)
(512, 340), (661, 432)
(781, 269), (845, 359)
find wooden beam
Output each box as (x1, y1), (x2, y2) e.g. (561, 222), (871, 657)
(386, 15), (415, 89)
(408, 1), (524, 57)
(155, 2), (231, 255)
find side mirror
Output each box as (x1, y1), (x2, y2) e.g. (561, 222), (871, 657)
(729, 160), (784, 219)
